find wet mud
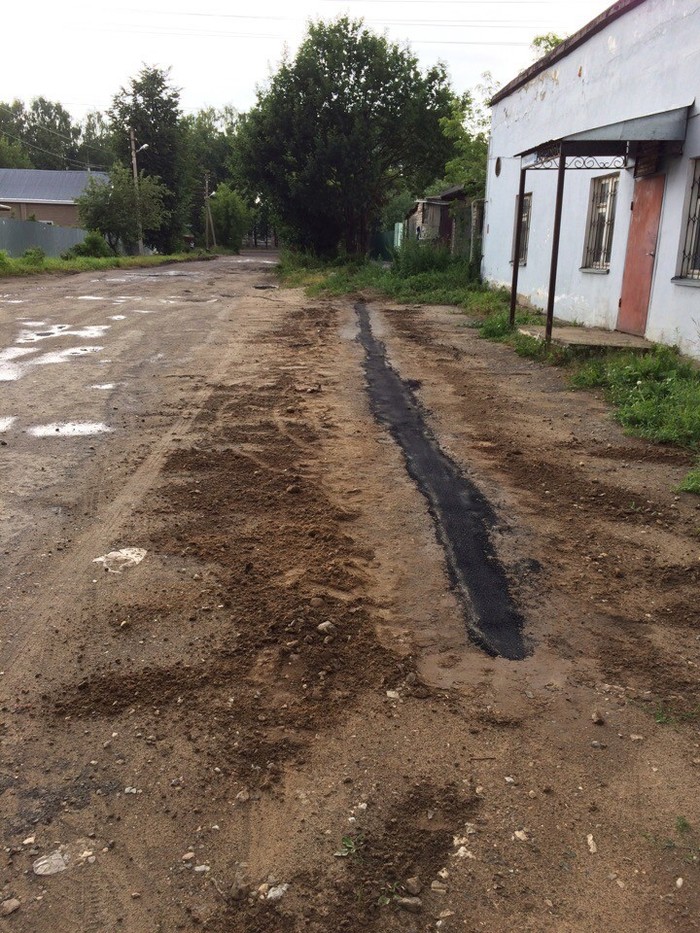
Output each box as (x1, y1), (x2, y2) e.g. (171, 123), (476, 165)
(356, 302), (528, 660)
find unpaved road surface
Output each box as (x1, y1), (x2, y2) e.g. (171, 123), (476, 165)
(1, 256), (699, 932)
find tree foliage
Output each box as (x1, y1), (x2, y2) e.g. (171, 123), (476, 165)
(0, 136), (32, 168)
(182, 106), (238, 242)
(236, 17), (456, 255)
(209, 183), (250, 251)
(23, 98), (80, 169)
(426, 73), (497, 200)
(108, 66), (188, 252)
(531, 33), (566, 58)
(0, 97), (114, 170)
(76, 163), (167, 254)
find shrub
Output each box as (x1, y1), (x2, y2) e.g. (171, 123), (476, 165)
(21, 246), (46, 265)
(62, 231), (113, 259)
(0, 250), (10, 267)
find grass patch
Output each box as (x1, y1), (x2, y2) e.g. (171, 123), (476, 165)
(570, 347), (700, 491)
(0, 249), (213, 278)
(277, 244), (491, 312)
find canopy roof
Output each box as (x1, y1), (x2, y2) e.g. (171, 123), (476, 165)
(519, 105), (692, 164)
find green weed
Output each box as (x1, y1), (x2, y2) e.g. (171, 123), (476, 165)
(0, 252), (212, 278)
(571, 347), (700, 490)
(334, 833), (364, 860)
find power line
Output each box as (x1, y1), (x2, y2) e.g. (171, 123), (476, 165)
(0, 103), (114, 160)
(0, 127), (107, 171)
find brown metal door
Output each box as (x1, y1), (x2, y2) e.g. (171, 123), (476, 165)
(617, 174), (665, 335)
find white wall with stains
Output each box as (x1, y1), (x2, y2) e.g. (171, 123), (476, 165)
(483, 0), (700, 358)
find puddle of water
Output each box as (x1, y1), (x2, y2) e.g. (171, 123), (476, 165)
(231, 258), (278, 265)
(33, 346), (104, 365)
(0, 416), (17, 432)
(19, 320), (46, 326)
(16, 324), (71, 344)
(77, 296), (104, 301)
(0, 364), (22, 381)
(0, 299), (25, 304)
(0, 347), (36, 362)
(109, 315), (126, 321)
(28, 422), (113, 437)
(356, 302), (529, 661)
(130, 308), (157, 314)
(90, 383), (115, 390)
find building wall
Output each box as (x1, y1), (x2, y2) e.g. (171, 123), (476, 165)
(483, 0), (700, 358)
(4, 202), (80, 226)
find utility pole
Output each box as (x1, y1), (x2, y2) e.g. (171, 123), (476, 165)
(129, 128), (144, 256)
(204, 171), (217, 250)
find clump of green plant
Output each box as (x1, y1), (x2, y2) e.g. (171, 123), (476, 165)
(21, 246), (46, 266)
(62, 231), (113, 259)
(392, 238), (452, 276)
(0, 250), (10, 267)
(334, 833), (364, 860)
(571, 347), (700, 493)
(678, 467), (700, 494)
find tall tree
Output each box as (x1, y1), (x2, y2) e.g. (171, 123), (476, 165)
(182, 106), (238, 241)
(75, 110), (116, 171)
(235, 17), (456, 255)
(24, 97), (81, 169)
(0, 100), (31, 165)
(109, 66), (187, 252)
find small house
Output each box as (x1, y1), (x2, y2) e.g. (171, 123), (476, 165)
(0, 169), (108, 227)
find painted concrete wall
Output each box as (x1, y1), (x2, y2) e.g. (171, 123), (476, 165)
(483, 0), (700, 358)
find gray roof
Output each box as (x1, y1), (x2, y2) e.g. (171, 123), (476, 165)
(0, 169), (108, 204)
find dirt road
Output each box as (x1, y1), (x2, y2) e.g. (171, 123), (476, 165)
(1, 256), (699, 931)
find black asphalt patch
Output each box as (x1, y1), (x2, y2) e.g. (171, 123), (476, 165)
(356, 302), (529, 661)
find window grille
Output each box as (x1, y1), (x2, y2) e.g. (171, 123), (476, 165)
(512, 193), (531, 265)
(680, 159), (700, 280)
(582, 174), (618, 270)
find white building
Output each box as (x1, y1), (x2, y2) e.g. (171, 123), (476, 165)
(482, 0), (700, 358)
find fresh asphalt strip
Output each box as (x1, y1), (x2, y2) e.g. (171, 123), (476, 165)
(356, 302), (529, 661)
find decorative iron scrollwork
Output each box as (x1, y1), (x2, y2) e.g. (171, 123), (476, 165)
(527, 154), (628, 171)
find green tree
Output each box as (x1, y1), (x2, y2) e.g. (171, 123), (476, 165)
(108, 66), (188, 252)
(0, 136), (32, 168)
(0, 100), (31, 165)
(24, 97), (81, 169)
(75, 110), (116, 171)
(531, 33), (566, 58)
(426, 74), (498, 200)
(182, 106), (238, 241)
(76, 163), (167, 254)
(236, 17), (456, 255)
(209, 183), (250, 251)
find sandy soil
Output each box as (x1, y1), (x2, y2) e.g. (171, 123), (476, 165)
(0, 257), (699, 932)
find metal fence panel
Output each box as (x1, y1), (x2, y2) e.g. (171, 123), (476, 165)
(0, 219), (87, 258)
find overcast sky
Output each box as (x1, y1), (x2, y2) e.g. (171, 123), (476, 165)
(7, 0), (612, 121)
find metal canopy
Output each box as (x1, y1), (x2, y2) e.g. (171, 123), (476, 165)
(517, 103), (692, 169)
(509, 104), (692, 342)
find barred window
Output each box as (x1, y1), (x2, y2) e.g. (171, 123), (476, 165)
(679, 159), (700, 280)
(582, 174), (619, 270)
(512, 192), (532, 265)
